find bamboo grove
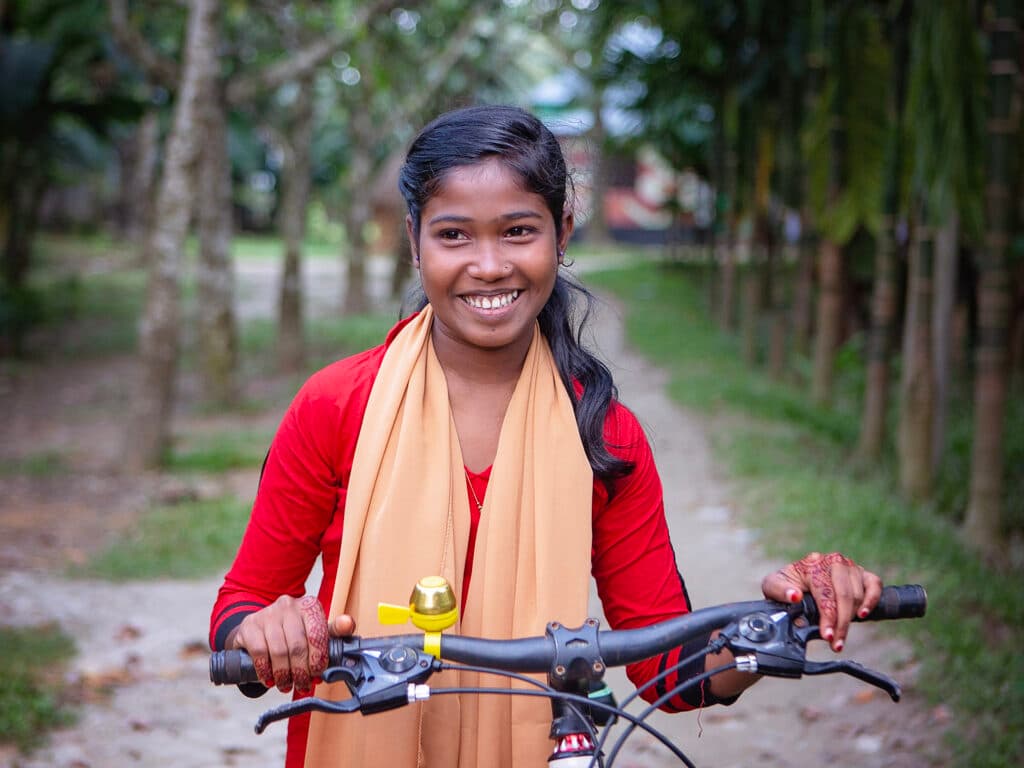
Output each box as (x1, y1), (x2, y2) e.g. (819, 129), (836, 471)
(1, 0), (1021, 560)
(593, 0), (1023, 559)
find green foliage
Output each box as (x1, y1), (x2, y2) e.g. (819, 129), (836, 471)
(906, 0), (986, 236)
(0, 625), (76, 751)
(71, 497), (251, 581)
(804, 4), (890, 243)
(592, 261), (1024, 767)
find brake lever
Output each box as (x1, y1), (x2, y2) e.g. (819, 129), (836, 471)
(253, 644), (439, 734)
(720, 605), (809, 678)
(720, 604), (903, 701)
(255, 695), (361, 734)
(804, 660), (902, 701)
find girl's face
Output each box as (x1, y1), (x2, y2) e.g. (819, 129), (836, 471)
(410, 158), (572, 360)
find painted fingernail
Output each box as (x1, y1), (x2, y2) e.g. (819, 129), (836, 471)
(786, 589), (801, 603)
(834, 639), (844, 652)
(823, 628), (835, 641)
(858, 607), (870, 619)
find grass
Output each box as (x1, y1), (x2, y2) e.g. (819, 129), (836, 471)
(230, 233), (341, 261)
(0, 625), (76, 752)
(241, 311), (396, 372)
(587, 260), (1024, 768)
(165, 430), (274, 473)
(0, 451), (68, 477)
(70, 496), (251, 581)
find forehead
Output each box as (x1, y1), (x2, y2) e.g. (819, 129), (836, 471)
(424, 158), (549, 216)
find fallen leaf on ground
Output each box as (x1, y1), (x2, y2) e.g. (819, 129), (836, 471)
(800, 706), (823, 722)
(180, 639), (209, 657)
(115, 624), (143, 641)
(852, 688), (878, 704)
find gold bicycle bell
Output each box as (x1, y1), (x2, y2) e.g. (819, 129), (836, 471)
(378, 575), (459, 632)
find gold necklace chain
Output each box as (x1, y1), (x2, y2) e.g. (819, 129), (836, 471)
(465, 468), (484, 512)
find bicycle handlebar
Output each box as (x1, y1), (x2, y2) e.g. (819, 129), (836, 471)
(210, 584), (926, 687)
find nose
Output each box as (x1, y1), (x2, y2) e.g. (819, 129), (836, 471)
(466, 240), (506, 281)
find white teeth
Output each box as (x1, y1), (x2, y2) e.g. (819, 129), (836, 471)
(464, 290), (518, 309)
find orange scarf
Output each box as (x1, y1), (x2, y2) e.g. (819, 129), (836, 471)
(304, 306), (593, 767)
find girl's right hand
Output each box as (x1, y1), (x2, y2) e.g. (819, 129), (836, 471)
(227, 595), (355, 694)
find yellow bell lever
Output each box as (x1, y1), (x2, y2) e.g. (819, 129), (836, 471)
(378, 576), (459, 658)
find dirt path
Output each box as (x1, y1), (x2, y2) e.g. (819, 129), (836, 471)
(0, 259), (947, 767)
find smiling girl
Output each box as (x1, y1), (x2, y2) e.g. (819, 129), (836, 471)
(210, 105), (882, 768)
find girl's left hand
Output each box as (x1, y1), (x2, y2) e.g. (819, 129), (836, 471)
(761, 552), (883, 653)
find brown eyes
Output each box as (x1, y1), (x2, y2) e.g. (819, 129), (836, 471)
(435, 226), (536, 241)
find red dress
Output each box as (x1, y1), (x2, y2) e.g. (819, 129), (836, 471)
(210, 317), (716, 766)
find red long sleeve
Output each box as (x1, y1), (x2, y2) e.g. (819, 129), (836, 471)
(210, 321), (704, 767)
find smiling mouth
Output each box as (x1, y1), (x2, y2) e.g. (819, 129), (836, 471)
(461, 290), (520, 310)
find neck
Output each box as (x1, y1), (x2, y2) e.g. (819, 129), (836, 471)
(430, 325), (534, 387)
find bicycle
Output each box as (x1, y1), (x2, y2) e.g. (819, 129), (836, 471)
(210, 579), (927, 767)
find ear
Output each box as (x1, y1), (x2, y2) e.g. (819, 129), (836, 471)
(557, 212), (575, 263)
(406, 214), (420, 268)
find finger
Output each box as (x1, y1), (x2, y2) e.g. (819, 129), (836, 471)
(298, 596), (328, 690)
(265, 619), (295, 693)
(331, 613), (356, 637)
(857, 570), (884, 619)
(282, 608), (311, 694)
(233, 615), (274, 689)
(829, 563), (858, 652)
(761, 567), (805, 604)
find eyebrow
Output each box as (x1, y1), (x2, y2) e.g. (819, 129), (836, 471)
(426, 210), (546, 226)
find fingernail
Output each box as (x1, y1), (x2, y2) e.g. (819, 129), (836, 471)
(834, 639), (844, 652)
(858, 607), (870, 619)
(786, 588), (800, 603)
(823, 628), (835, 641)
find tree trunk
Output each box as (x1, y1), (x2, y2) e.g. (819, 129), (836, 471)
(277, 73), (315, 372)
(128, 0), (219, 468)
(196, 86), (238, 406)
(740, 265), (761, 366)
(811, 238), (844, 404)
(811, 37), (846, 406)
(1011, 260), (1024, 388)
(898, 217), (935, 501)
(856, 1), (910, 461)
(342, 108), (375, 315)
(586, 94), (612, 245)
(931, 211), (959, 472)
(390, 225), (413, 301)
(790, 223), (816, 358)
(766, 239), (787, 380)
(125, 108), (160, 253)
(964, 0), (1017, 554)
(717, 88), (740, 332)
(857, 215), (900, 460)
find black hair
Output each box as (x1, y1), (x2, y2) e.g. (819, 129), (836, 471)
(398, 104), (633, 483)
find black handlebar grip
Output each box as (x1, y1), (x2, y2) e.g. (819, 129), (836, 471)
(862, 584), (927, 621)
(210, 649), (260, 685)
(210, 639), (349, 686)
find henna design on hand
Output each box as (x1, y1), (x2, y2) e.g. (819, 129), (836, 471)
(779, 551), (855, 640)
(253, 654), (274, 689)
(296, 596), (328, 693)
